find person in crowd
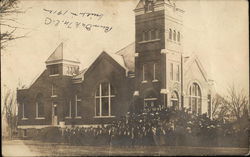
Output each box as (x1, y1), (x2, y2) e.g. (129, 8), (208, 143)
(63, 107), (192, 147)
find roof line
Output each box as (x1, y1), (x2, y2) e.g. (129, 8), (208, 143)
(184, 54), (208, 82)
(115, 42), (135, 54)
(26, 70), (45, 89)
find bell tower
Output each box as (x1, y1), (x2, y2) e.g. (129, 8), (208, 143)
(45, 42), (80, 125)
(133, 0), (184, 111)
(45, 42), (80, 77)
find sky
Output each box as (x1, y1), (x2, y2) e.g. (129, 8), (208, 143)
(1, 0), (249, 96)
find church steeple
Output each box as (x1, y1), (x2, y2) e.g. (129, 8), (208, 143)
(45, 42), (64, 64)
(45, 42), (80, 76)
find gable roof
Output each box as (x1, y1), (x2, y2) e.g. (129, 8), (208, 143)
(184, 53), (209, 82)
(72, 51), (130, 83)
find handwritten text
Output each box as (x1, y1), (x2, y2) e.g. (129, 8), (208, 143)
(44, 17), (112, 33)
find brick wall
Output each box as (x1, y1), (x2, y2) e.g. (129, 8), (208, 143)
(17, 52), (134, 127)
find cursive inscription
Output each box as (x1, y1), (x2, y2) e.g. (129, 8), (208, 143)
(43, 8), (104, 20)
(43, 8), (112, 33)
(44, 17), (112, 33)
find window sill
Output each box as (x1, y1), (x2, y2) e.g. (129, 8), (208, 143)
(35, 117), (45, 120)
(22, 118), (28, 120)
(142, 80), (148, 84)
(65, 117), (72, 119)
(51, 95), (58, 98)
(171, 80), (180, 83)
(138, 39), (160, 44)
(49, 74), (59, 77)
(75, 116), (82, 119)
(167, 39), (181, 44)
(145, 10), (153, 14)
(152, 80), (159, 82)
(94, 116), (116, 118)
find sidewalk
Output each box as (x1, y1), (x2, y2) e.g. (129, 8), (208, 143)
(2, 139), (249, 156)
(2, 140), (41, 157)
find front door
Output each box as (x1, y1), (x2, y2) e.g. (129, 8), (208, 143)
(52, 103), (58, 125)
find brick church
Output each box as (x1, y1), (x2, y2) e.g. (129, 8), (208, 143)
(17, 0), (214, 135)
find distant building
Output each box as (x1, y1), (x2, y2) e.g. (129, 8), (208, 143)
(17, 0), (214, 137)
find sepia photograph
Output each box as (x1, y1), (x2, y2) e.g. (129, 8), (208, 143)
(1, 0), (249, 156)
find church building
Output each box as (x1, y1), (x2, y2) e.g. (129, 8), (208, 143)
(17, 0), (214, 136)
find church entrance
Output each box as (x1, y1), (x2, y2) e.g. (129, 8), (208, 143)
(52, 103), (58, 125)
(143, 90), (160, 112)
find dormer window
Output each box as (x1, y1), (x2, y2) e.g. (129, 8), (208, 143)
(145, 1), (153, 12)
(50, 64), (59, 75)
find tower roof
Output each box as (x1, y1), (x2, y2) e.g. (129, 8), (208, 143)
(45, 42), (80, 65)
(134, 0), (184, 13)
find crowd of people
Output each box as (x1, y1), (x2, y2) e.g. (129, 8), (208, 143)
(63, 108), (181, 146)
(61, 107), (249, 147)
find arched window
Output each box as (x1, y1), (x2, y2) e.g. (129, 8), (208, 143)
(171, 91), (179, 109)
(189, 83), (202, 114)
(177, 31), (180, 42)
(145, 2), (153, 12)
(173, 30), (176, 41)
(95, 82), (115, 117)
(36, 93), (44, 118)
(169, 29), (172, 39)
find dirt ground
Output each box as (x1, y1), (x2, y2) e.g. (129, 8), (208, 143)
(2, 139), (249, 156)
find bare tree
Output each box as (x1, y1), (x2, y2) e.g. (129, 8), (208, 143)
(2, 88), (19, 139)
(212, 93), (230, 121)
(225, 84), (249, 121)
(0, 0), (29, 50)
